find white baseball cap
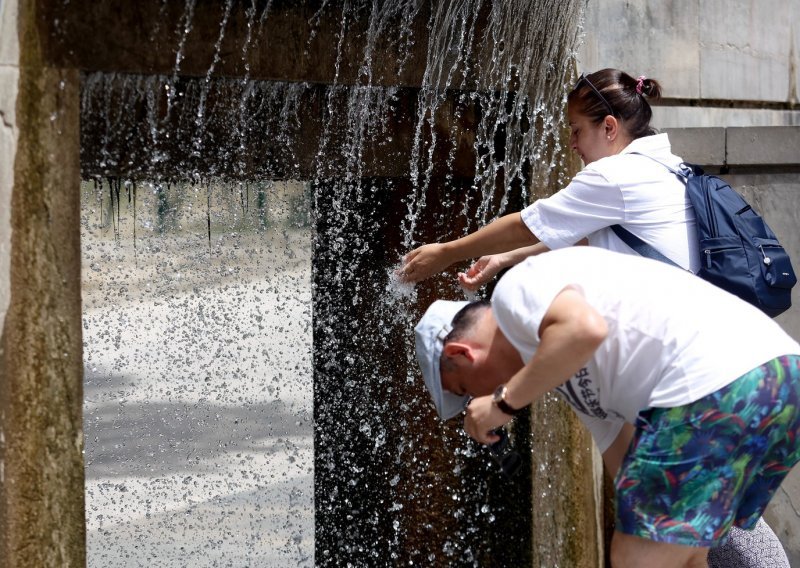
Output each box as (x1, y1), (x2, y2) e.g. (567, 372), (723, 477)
(414, 300), (471, 420)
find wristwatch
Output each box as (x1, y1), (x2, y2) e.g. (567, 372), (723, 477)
(492, 384), (524, 416)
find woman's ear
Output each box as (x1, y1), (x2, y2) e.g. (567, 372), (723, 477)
(604, 115), (619, 141)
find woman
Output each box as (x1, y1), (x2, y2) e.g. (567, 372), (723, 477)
(401, 68), (699, 287)
(402, 68), (789, 568)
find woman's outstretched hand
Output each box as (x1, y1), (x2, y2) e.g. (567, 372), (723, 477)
(399, 243), (454, 282)
(457, 254), (507, 291)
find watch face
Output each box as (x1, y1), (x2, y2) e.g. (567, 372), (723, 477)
(493, 384), (507, 403)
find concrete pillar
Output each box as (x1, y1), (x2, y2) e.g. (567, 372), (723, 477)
(527, 138), (605, 567)
(0, 0), (85, 565)
(529, 396), (604, 567)
(0, 0), (22, 559)
(313, 176), (535, 566)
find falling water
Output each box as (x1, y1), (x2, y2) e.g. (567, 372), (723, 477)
(75, 1), (587, 566)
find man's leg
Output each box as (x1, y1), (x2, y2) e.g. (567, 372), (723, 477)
(611, 531), (709, 568)
(615, 357), (800, 568)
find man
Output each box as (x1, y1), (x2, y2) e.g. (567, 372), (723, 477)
(414, 247), (800, 568)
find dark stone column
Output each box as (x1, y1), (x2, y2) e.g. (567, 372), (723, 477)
(0, 1), (85, 565)
(313, 176), (532, 566)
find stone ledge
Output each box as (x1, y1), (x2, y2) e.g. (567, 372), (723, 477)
(662, 126), (800, 167)
(727, 127), (800, 166)
(663, 127), (726, 166)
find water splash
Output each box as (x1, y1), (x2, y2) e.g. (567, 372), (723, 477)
(385, 259), (417, 304)
(190, 0), (233, 160)
(403, 0), (585, 248)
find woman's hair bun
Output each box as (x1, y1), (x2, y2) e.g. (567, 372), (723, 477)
(640, 78), (662, 100)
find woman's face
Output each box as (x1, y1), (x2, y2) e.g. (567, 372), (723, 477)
(567, 103), (613, 165)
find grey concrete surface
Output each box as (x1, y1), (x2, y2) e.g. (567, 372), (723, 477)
(578, 0), (701, 99)
(0, 65), (16, 336)
(665, 126), (800, 167)
(0, 0), (19, 66)
(653, 107), (800, 129)
(726, 127), (800, 166)
(663, 127), (726, 166)
(580, 0), (796, 103)
(0, 0), (17, 357)
(698, 0), (793, 102)
(579, 0), (800, 128)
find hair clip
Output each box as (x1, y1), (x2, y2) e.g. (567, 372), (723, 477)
(636, 75), (646, 95)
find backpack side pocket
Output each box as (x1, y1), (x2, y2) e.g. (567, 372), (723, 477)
(752, 237), (795, 316)
(697, 236), (756, 304)
(754, 237), (797, 289)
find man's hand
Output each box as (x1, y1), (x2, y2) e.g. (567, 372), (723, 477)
(400, 243), (454, 283)
(458, 254), (507, 291)
(464, 395), (512, 445)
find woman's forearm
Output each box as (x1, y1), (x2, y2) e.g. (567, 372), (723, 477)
(402, 212), (539, 282)
(443, 213), (539, 262)
(500, 242), (551, 268)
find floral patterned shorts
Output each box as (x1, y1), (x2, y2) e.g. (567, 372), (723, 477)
(615, 355), (800, 547)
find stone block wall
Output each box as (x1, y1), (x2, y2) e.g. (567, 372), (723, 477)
(580, 0), (800, 127)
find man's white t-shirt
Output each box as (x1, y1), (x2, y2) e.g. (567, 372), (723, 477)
(521, 133), (701, 273)
(492, 247), (800, 453)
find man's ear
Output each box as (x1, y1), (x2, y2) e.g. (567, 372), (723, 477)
(442, 341), (476, 363)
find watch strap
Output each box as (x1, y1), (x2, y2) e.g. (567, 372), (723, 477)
(495, 397), (523, 416)
(493, 385), (524, 416)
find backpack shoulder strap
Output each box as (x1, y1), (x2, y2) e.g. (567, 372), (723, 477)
(611, 151), (697, 269)
(610, 224), (681, 268)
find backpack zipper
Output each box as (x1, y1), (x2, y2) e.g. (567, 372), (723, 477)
(704, 176), (717, 237)
(702, 176), (717, 270)
(758, 244), (772, 265)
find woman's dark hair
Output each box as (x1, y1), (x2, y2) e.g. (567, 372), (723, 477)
(444, 299), (490, 344)
(567, 68), (662, 139)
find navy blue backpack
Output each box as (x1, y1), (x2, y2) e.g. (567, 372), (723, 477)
(612, 156), (797, 318)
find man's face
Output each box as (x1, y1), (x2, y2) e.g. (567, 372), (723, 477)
(439, 308), (523, 398)
(441, 343), (523, 397)
(440, 365), (502, 398)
